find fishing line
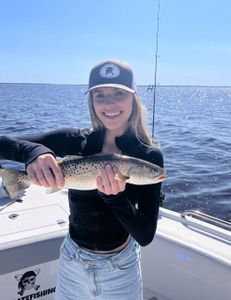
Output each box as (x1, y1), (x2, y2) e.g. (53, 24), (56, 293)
(152, 0), (161, 139)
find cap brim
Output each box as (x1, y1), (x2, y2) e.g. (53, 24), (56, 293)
(84, 84), (136, 95)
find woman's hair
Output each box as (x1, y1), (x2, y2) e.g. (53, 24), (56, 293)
(88, 92), (154, 146)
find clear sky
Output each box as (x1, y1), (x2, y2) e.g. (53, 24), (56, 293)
(0, 0), (230, 86)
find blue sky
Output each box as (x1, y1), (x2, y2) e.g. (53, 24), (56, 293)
(0, 0), (230, 86)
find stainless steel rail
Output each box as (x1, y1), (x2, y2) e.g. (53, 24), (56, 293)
(181, 210), (231, 231)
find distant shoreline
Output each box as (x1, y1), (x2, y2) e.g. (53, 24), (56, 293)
(0, 82), (230, 88)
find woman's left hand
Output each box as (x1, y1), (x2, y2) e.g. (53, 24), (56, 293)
(97, 165), (126, 195)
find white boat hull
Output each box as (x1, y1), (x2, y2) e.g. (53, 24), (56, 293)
(0, 186), (230, 300)
(142, 209), (231, 300)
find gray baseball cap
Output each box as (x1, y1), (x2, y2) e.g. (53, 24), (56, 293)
(85, 59), (136, 94)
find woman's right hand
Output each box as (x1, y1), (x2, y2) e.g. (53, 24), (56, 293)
(26, 153), (65, 188)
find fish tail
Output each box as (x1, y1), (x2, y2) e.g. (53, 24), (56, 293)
(0, 169), (30, 200)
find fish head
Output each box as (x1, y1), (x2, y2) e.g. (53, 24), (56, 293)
(126, 163), (166, 185)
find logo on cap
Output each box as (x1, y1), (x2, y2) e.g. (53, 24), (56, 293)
(99, 63), (120, 79)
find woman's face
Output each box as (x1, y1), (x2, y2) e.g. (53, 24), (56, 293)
(92, 87), (133, 134)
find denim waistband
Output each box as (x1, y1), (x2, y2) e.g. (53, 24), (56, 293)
(63, 233), (137, 264)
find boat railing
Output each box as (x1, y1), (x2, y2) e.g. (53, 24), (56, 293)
(181, 210), (231, 231)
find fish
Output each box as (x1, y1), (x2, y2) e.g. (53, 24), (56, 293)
(0, 153), (166, 200)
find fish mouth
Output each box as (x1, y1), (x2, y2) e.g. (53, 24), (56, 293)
(157, 174), (167, 182)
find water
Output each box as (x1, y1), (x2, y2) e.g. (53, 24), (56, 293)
(0, 83), (230, 222)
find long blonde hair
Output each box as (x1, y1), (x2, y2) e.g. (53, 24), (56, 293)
(88, 92), (154, 146)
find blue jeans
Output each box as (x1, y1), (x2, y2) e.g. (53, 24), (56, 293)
(55, 234), (143, 300)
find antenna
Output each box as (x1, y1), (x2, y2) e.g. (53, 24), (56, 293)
(152, 0), (161, 139)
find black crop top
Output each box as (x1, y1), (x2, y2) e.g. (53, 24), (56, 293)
(0, 128), (164, 250)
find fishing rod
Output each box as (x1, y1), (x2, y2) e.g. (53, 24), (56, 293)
(152, 0), (161, 139)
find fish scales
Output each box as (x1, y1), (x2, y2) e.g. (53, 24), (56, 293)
(0, 154), (166, 199)
(58, 155), (132, 190)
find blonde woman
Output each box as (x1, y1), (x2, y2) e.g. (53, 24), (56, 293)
(0, 60), (164, 300)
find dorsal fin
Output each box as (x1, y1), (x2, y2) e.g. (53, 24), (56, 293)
(58, 155), (83, 164)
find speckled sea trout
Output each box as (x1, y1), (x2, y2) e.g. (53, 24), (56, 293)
(0, 154), (166, 199)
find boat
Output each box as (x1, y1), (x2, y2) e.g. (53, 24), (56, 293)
(0, 184), (230, 300)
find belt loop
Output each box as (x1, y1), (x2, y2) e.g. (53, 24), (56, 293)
(75, 246), (81, 260)
(107, 258), (117, 271)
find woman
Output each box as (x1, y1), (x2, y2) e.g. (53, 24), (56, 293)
(0, 60), (164, 299)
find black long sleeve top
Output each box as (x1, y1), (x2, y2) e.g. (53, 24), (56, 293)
(0, 128), (164, 250)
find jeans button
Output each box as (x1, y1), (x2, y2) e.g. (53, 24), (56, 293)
(83, 263), (90, 270)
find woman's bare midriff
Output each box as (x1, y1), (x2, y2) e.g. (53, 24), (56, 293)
(82, 235), (131, 254)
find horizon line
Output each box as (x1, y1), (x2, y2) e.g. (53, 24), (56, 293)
(0, 82), (230, 88)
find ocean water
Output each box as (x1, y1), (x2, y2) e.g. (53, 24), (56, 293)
(0, 83), (230, 222)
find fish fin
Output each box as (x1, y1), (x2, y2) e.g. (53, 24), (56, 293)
(114, 173), (130, 181)
(58, 155), (83, 164)
(0, 169), (30, 200)
(46, 187), (62, 194)
(0, 199), (17, 212)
